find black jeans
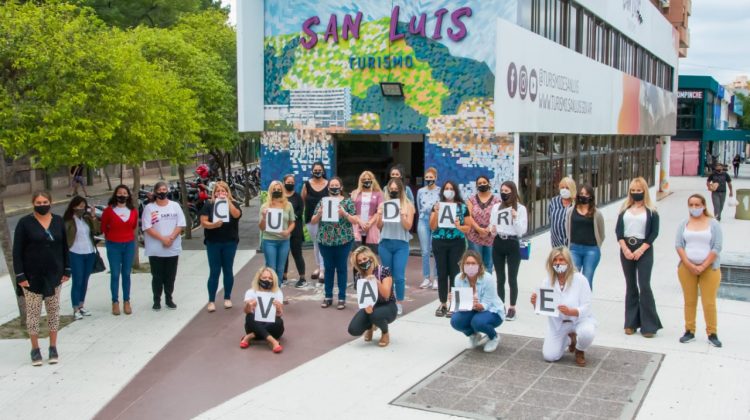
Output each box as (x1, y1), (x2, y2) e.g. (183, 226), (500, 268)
(244, 315), (285, 340)
(284, 226), (306, 278)
(149, 256), (179, 303)
(348, 300), (397, 335)
(711, 191), (726, 220)
(621, 246), (662, 333)
(432, 238), (466, 303)
(492, 237), (521, 306)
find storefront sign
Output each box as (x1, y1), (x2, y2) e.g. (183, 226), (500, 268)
(677, 90), (703, 100)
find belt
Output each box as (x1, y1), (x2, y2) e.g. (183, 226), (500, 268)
(498, 234), (518, 240)
(562, 320), (573, 323)
(626, 237), (644, 246)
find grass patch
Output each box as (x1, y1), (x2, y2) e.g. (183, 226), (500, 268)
(0, 315), (76, 340)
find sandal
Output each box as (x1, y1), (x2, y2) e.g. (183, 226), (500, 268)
(272, 344), (283, 353)
(239, 336), (250, 349)
(445, 310), (454, 318)
(435, 304), (447, 317)
(336, 300), (346, 310)
(311, 269), (320, 280)
(321, 298), (333, 308)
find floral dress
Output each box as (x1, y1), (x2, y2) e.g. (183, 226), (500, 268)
(314, 198), (355, 246)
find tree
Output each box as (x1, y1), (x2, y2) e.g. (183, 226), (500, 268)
(736, 92), (750, 130)
(75, 0), (203, 28)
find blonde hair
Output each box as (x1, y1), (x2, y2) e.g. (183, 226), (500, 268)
(459, 250), (485, 280)
(385, 178), (413, 211)
(559, 177), (577, 199)
(266, 180), (289, 208)
(355, 171), (382, 193)
(251, 267), (280, 293)
(620, 177), (656, 212)
(546, 247), (577, 286)
(425, 167), (438, 177)
(350, 246), (379, 276)
(211, 181), (231, 201)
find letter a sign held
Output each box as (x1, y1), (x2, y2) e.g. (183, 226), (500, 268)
(254, 292), (277, 322)
(535, 287), (559, 317)
(357, 278), (379, 309)
(438, 203), (458, 228)
(265, 208), (283, 233)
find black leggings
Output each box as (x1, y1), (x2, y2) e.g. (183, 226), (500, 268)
(149, 256), (179, 303)
(244, 315), (285, 340)
(492, 237), (521, 306)
(284, 227), (306, 278)
(432, 238), (466, 303)
(348, 300), (398, 335)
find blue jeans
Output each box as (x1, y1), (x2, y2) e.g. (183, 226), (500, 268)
(70, 252), (95, 309)
(378, 239), (410, 301)
(417, 218), (437, 279)
(262, 239), (290, 283)
(467, 241), (494, 273)
(570, 243), (601, 290)
(106, 240), (136, 303)
(206, 241), (238, 301)
(320, 242), (353, 300)
(450, 310), (503, 340)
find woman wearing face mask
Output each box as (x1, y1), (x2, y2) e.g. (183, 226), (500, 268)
(376, 178), (415, 315)
(388, 164), (415, 202)
(13, 192), (70, 366)
(530, 247), (595, 367)
(240, 267), (285, 353)
(301, 162), (328, 282)
(430, 180), (473, 317)
(616, 177), (661, 337)
(63, 197), (100, 320)
(347, 246), (397, 347)
(259, 180), (296, 284)
(417, 167), (440, 290)
(565, 184), (605, 290)
(311, 177), (357, 309)
(282, 174), (307, 288)
(467, 176), (501, 273)
(675, 194), (724, 348)
(201, 181), (242, 312)
(351, 171), (383, 253)
(449, 250), (505, 353)
(490, 181), (528, 321)
(101, 185), (138, 315)
(549, 177), (576, 248)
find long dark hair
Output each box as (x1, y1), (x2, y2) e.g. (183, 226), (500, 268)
(108, 184), (135, 209)
(311, 161), (327, 179)
(500, 180), (521, 210)
(576, 183), (597, 217)
(63, 196), (88, 221)
(440, 180), (465, 204)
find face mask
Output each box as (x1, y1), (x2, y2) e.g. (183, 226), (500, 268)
(630, 192), (645, 202)
(271, 191), (283, 199)
(425, 180), (435, 186)
(358, 260), (373, 271)
(689, 208), (704, 218)
(74, 209), (86, 217)
(156, 192), (168, 200)
(477, 185), (490, 193)
(500, 192), (511, 202)
(389, 190), (399, 199)
(329, 187), (341, 196)
(312, 171), (323, 178)
(284, 183), (295, 192)
(34, 205), (51, 215)
(259, 279), (273, 290)
(362, 181), (372, 189)
(463, 264), (479, 277)
(576, 195), (590, 205)
(443, 190), (455, 200)
(559, 188), (571, 199)
(553, 264), (568, 274)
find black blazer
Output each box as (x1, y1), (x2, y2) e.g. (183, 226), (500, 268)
(615, 207), (659, 246)
(13, 214), (70, 297)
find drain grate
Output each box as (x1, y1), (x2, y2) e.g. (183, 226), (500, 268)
(720, 253), (750, 302)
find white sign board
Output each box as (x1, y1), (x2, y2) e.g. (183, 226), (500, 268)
(535, 287), (560, 317)
(382, 200), (400, 223)
(449, 287), (474, 312)
(213, 199), (230, 223)
(254, 292), (277, 322)
(437, 203), (458, 229)
(265, 208), (283, 233)
(321, 197), (341, 223)
(490, 205), (513, 228)
(356, 278), (379, 309)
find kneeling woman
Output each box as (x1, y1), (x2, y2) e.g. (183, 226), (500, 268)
(450, 250), (505, 353)
(347, 246), (397, 347)
(531, 247), (595, 367)
(240, 267), (284, 353)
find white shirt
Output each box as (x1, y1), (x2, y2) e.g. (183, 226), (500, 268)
(69, 216), (95, 254)
(541, 272), (594, 330)
(142, 201), (186, 257)
(359, 192), (372, 224)
(492, 203), (528, 237)
(623, 209), (647, 239)
(244, 288), (284, 303)
(113, 206), (131, 222)
(684, 228), (712, 264)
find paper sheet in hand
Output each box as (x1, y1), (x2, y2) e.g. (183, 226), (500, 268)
(535, 287), (559, 317)
(382, 200), (401, 223)
(437, 203), (458, 228)
(213, 199), (230, 223)
(265, 208), (283, 233)
(356, 278), (379, 309)
(254, 292), (277, 322)
(321, 197), (341, 222)
(449, 287), (474, 312)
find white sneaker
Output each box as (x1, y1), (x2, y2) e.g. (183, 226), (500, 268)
(74, 311), (83, 321)
(468, 333), (489, 349)
(79, 307), (92, 316)
(419, 278), (431, 289)
(483, 336), (501, 352)
(431, 279), (438, 290)
(396, 303), (403, 315)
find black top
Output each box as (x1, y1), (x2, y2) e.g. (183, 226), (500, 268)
(615, 207), (660, 245)
(303, 180), (328, 224)
(570, 210), (597, 246)
(354, 265), (395, 304)
(287, 192), (304, 235)
(200, 200), (242, 243)
(13, 214), (70, 297)
(707, 172), (731, 193)
(734, 156), (741, 165)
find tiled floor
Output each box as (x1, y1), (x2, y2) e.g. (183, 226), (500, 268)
(392, 334), (663, 420)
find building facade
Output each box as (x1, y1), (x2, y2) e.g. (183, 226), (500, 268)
(238, 0), (678, 234)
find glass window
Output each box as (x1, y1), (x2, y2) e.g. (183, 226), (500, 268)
(552, 136), (565, 155)
(520, 134), (534, 158)
(536, 135), (552, 157)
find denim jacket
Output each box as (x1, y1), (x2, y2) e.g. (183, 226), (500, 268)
(454, 271), (505, 318)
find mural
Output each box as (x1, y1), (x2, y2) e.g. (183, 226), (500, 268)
(262, 0), (518, 192)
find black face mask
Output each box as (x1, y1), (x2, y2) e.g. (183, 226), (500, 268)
(271, 191), (283, 199)
(477, 185), (490, 193)
(576, 195), (591, 205)
(34, 205), (51, 215)
(155, 192), (168, 200)
(116, 195), (129, 204)
(259, 279), (273, 290)
(389, 190), (399, 199)
(329, 187), (341, 196)
(362, 181), (373, 189)
(284, 183), (295, 192)
(312, 171), (323, 178)
(74, 209), (86, 217)
(425, 180), (435, 186)
(500, 192), (511, 202)
(630, 192), (645, 202)
(358, 260), (373, 271)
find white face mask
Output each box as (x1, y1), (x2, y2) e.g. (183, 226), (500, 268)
(560, 188), (571, 199)
(553, 264), (568, 274)
(463, 264), (479, 277)
(443, 190), (455, 200)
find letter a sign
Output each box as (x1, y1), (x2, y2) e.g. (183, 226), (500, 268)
(438, 203), (457, 228)
(535, 287), (559, 317)
(254, 292), (277, 322)
(213, 199), (230, 223)
(357, 278), (379, 309)
(265, 208), (283, 233)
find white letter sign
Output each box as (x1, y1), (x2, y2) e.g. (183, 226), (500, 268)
(265, 208), (283, 233)
(213, 199), (230, 223)
(491, 205), (512, 228)
(357, 278), (379, 309)
(535, 287), (559, 317)
(449, 287), (474, 312)
(254, 292), (277, 322)
(438, 203), (458, 228)
(382, 200), (400, 223)
(321, 197), (341, 222)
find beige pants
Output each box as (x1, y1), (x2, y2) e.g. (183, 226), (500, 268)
(677, 264), (721, 335)
(23, 286), (61, 336)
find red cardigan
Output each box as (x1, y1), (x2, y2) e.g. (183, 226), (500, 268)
(101, 206), (138, 243)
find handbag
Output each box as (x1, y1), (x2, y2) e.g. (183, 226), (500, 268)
(519, 240), (531, 260)
(92, 248), (106, 273)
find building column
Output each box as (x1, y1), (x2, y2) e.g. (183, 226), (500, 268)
(659, 136), (670, 193)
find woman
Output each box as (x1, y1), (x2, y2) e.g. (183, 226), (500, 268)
(240, 267), (284, 353)
(565, 184), (605, 289)
(491, 181), (528, 321)
(200, 181), (242, 312)
(616, 177), (661, 337)
(347, 246), (397, 347)
(376, 178), (415, 315)
(311, 177), (356, 309)
(675, 194), (723, 348)
(430, 180), (473, 317)
(301, 162), (328, 282)
(101, 185), (138, 315)
(416, 167), (440, 290)
(449, 250), (505, 353)
(530, 247), (595, 367)
(549, 177), (576, 248)
(63, 197), (99, 320)
(351, 171), (383, 252)
(283, 174), (307, 288)
(467, 175), (501, 273)
(388, 164), (415, 202)
(13, 192), (70, 366)
(732, 154), (741, 178)
(259, 181), (295, 283)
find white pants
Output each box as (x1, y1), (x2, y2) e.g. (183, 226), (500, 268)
(542, 318), (596, 362)
(306, 223), (325, 271)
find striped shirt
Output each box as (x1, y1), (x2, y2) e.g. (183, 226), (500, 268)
(549, 195), (569, 247)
